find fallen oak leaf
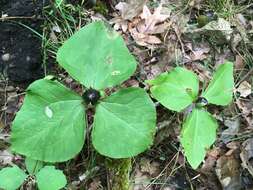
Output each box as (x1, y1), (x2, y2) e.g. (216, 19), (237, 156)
(240, 138), (253, 177)
(115, 0), (147, 20)
(215, 153), (242, 189)
(236, 81), (252, 98)
(139, 4), (171, 34)
(110, 17), (128, 32)
(129, 4), (171, 47)
(235, 99), (253, 127)
(185, 48), (209, 62)
(130, 28), (162, 47)
(137, 20), (171, 35)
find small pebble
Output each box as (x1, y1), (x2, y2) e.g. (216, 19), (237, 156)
(26, 56), (31, 62)
(1, 53), (10, 62)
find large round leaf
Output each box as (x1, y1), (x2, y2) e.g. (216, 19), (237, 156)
(36, 166), (67, 190)
(0, 166), (27, 190)
(181, 108), (218, 169)
(11, 79), (85, 162)
(147, 67), (199, 112)
(202, 62), (234, 106)
(57, 21), (137, 90)
(92, 88), (156, 158)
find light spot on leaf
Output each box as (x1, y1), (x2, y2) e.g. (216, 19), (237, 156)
(44, 75), (55, 80)
(45, 106), (53, 118)
(111, 70), (121, 76)
(106, 55), (113, 65)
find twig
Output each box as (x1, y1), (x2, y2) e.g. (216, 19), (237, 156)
(0, 16), (36, 21)
(236, 67), (253, 87)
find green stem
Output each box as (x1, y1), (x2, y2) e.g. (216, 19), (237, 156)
(106, 158), (132, 190)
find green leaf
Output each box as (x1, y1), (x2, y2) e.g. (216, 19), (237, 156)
(57, 21), (137, 90)
(181, 108), (218, 169)
(147, 67), (199, 112)
(11, 79), (85, 162)
(0, 166), (27, 190)
(202, 62), (234, 106)
(25, 157), (44, 174)
(36, 166), (67, 190)
(92, 88), (156, 158)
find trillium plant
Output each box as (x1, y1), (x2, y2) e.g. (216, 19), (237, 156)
(0, 21), (156, 189)
(147, 62), (234, 169)
(0, 158), (66, 190)
(10, 21), (156, 161)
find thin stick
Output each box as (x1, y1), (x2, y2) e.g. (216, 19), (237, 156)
(0, 16), (36, 20)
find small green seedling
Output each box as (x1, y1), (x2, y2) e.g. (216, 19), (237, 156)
(147, 62), (234, 169)
(0, 158), (66, 190)
(10, 21), (156, 163)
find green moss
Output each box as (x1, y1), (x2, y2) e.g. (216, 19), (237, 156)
(106, 158), (132, 190)
(93, 1), (108, 15)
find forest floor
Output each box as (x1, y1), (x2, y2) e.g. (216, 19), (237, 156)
(0, 0), (253, 189)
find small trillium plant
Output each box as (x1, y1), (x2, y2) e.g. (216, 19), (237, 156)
(10, 21), (156, 162)
(147, 62), (234, 169)
(0, 21), (156, 189)
(0, 158), (66, 190)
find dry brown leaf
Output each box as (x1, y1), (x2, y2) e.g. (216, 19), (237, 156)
(133, 157), (161, 190)
(111, 17), (128, 32)
(88, 178), (103, 190)
(113, 2), (171, 48)
(191, 63), (212, 82)
(130, 3), (171, 47)
(184, 42), (210, 62)
(111, 1), (146, 32)
(235, 55), (244, 70)
(225, 141), (240, 156)
(139, 4), (171, 34)
(221, 118), (240, 144)
(0, 150), (14, 166)
(237, 81), (252, 98)
(201, 148), (220, 174)
(130, 28), (162, 47)
(139, 158), (160, 177)
(235, 99), (253, 127)
(190, 50), (208, 61)
(137, 20), (171, 34)
(216, 153), (242, 190)
(133, 170), (151, 190)
(115, 0), (147, 20)
(240, 138), (253, 177)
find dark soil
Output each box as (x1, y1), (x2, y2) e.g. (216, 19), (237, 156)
(0, 0), (47, 84)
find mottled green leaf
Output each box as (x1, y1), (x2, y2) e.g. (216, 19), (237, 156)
(57, 21), (137, 90)
(202, 62), (234, 106)
(147, 67), (199, 112)
(181, 108), (218, 169)
(36, 166), (67, 190)
(25, 157), (44, 174)
(92, 88), (156, 158)
(11, 79), (85, 162)
(0, 166), (27, 190)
